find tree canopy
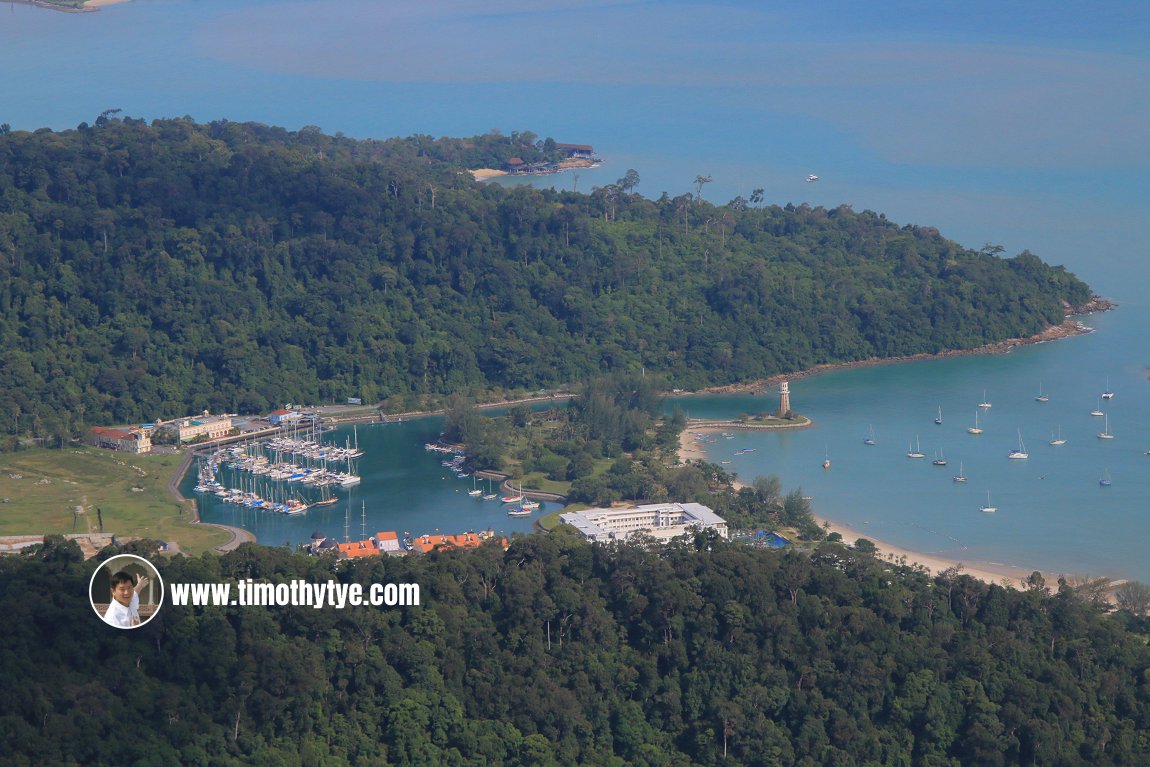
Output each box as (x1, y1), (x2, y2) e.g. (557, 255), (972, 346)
(0, 117), (1092, 443)
(3, 534), (1149, 766)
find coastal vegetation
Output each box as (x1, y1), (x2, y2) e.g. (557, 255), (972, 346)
(4, 533), (1150, 766)
(0, 117), (1092, 446)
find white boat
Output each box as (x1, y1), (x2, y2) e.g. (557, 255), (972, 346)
(467, 475), (483, 496)
(1097, 414), (1114, 440)
(1034, 383), (1049, 403)
(822, 447), (831, 470)
(1008, 429), (1028, 459)
(952, 462), (967, 483)
(932, 450), (948, 466)
(1091, 399), (1104, 417)
(507, 506), (532, 517)
(934, 406), (943, 425)
(979, 389), (992, 409)
(1049, 426), (1067, 446)
(864, 425), (876, 446)
(1102, 377), (1114, 400)
(907, 436), (925, 459)
(980, 490), (997, 513)
(967, 411), (983, 435)
(1099, 469), (1112, 487)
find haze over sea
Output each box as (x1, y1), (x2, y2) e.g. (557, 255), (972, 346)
(4, 1), (1150, 580)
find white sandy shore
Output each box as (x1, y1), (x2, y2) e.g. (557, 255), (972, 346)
(679, 426), (1049, 589)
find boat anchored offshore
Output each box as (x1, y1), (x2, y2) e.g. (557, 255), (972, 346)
(980, 490), (997, 513)
(1008, 430), (1028, 459)
(952, 462), (967, 483)
(907, 436), (925, 459)
(1099, 469), (1112, 487)
(968, 412), (983, 435)
(1098, 414), (1114, 440)
(1049, 426), (1067, 446)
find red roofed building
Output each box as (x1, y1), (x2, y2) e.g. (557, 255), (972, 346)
(335, 531), (404, 559)
(337, 539), (378, 559)
(408, 530), (508, 555)
(86, 426), (152, 454)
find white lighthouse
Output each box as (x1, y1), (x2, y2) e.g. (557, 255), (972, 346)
(777, 381), (791, 418)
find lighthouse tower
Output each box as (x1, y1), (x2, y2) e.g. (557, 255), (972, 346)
(777, 381), (791, 418)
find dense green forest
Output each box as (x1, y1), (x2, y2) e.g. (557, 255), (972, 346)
(0, 117), (1091, 442)
(5, 535), (1149, 766)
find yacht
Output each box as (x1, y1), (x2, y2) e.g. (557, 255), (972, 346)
(1034, 383), (1049, 403)
(1097, 414), (1114, 440)
(1008, 430), (1028, 459)
(1049, 426), (1067, 446)
(906, 437), (925, 459)
(979, 389), (992, 409)
(952, 462), (967, 483)
(979, 490), (997, 513)
(967, 411), (983, 435)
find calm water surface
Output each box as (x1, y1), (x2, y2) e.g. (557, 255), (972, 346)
(7, 1), (1150, 579)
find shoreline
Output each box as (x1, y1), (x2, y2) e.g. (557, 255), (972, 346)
(677, 427), (1049, 589)
(7, 0), (130, 12)
(674, 301), (1117, 589)
(688, 299), (1113, 398)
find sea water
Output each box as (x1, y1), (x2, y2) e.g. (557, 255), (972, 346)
(8, 1), (1150, 579)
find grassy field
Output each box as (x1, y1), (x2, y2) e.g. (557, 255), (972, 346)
(0, 448), (230, 554)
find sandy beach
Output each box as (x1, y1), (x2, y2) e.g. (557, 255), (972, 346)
(678, 426), (1049, 589)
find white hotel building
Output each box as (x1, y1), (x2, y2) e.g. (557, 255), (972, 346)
(560, 502), (728, 544)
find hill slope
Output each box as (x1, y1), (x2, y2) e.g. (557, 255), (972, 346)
(0, 118), (1091, 437)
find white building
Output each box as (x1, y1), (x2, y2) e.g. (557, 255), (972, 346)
(560, 502), (728, 544)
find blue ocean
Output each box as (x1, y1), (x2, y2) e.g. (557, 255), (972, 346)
(4, 0), (1149, 580)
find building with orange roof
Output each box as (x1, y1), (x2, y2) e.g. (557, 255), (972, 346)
(408, 530), (508, 555)
(332, 531), (403, 559)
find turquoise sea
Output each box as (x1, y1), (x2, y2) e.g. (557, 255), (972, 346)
(5, 1), (1149, 579)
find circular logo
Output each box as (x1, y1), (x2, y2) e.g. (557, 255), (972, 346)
(90, 553), (165, 629)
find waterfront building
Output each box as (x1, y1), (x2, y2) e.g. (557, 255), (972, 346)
(85, 426), (152, 454)
(167, 414), (234, 443)
(267, 408), (302, 426)
(407, 530), (507, 554)
(560, 502), (728, 544)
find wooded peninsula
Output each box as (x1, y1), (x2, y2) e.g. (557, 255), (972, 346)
(0, 118), (1090, 446)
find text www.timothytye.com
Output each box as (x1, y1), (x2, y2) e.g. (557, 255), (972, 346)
(169, 580), (420, 609)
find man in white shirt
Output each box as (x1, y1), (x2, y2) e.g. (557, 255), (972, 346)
(103, 571), (150, 628)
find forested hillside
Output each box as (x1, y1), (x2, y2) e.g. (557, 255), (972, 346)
(0, 118), (1091, 440)
(5, 535), (1149, 766)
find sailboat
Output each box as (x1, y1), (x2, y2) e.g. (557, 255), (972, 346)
(1034, 383), (1049, 403)
(1008, 429), (1028, 459)
(932, 449), (948, 466)
(1102, 377), (1114, 400)
(822, 447), (831, 470)
(980, 490), (997, 513)
(907, 436), (925, 459)
(934, 406), (943, 425)
(467, 475), (483, 497)
(1090, 399), (1104, 417)
(967, 411), (983, 435)
(979, 389), (992, 409)
(1097, 414), (1114, 440)
(864, 425), (876, 446)
(482, 478), (498, 501)
(1049, 426), (1067, 446)
(952, 462), (967, 483)
(1099, 469), (1112, 487)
